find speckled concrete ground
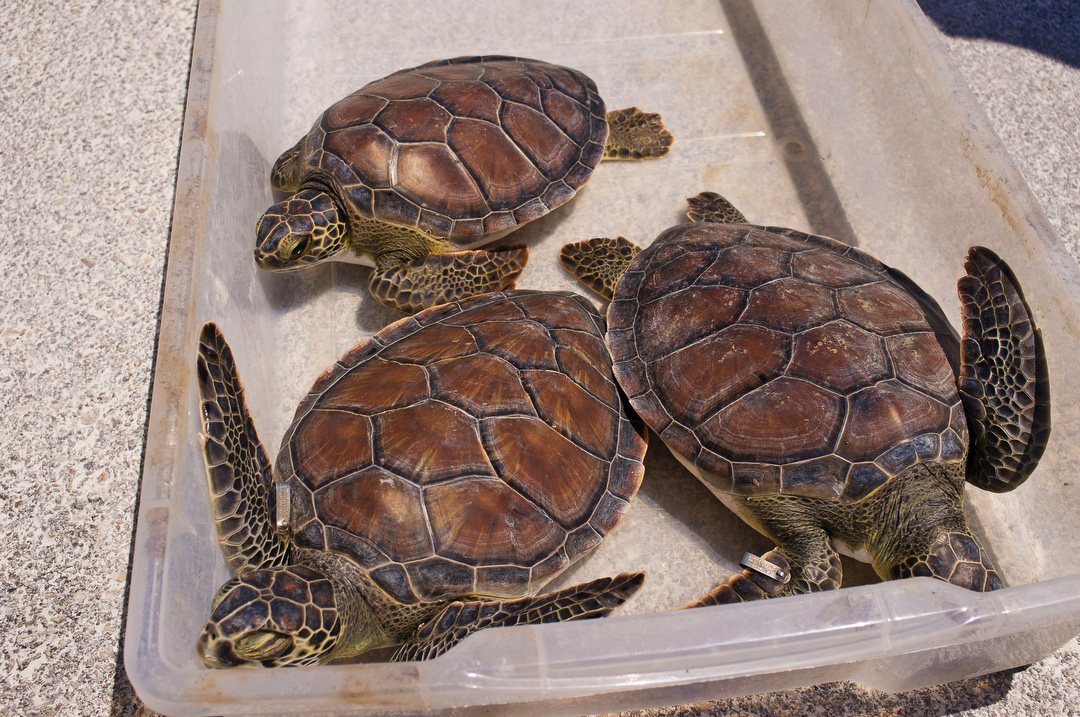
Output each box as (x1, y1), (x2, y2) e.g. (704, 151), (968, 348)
(0, 1), (1078, 715)
(0, 1), (196, 715)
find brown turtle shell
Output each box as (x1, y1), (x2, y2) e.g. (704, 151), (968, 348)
(276, 290), (645, 605)
(608, 223), (968, 503)
(298, 56), (608, 244)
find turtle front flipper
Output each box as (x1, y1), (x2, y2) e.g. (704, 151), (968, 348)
(603, 107), (673, 160)
(368, 246), (528, 314)
(391, 572), (646, 662)
(560, 237), (641, 300)
(685, 191), (748, 224)
(270, 138), (304, 192)
(957, 246), (1051, 492)
(197, 323), (288, 573)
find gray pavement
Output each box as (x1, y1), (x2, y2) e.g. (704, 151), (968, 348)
(0, 1), (1077, 715)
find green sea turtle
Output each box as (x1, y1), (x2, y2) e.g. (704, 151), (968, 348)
(560, 191), (1050, 604)
(256, 55), (673, 313)
(196, 289), (648, 666)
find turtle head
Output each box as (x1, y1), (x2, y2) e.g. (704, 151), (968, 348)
(255, 189), (347, 271)
(198, 565), (344, 668)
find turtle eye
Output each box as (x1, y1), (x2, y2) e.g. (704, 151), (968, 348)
(235, 630), (294, 662)
(285, 236), (310, 261)
(277, 235), (311, 262)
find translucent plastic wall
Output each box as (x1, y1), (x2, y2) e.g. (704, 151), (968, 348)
(127, 1), (1080, 714)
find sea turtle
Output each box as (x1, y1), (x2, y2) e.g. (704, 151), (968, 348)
(195, 289), (648, 666)
(560, 191), (1050, 604)
(255, 55), (674, 314)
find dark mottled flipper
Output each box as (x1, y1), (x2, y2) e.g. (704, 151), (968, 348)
(197, 323), (288, 574)
(685, 191), (748, 224)
(560, 237), (641, 301)
(604, 107), (673, 160)
(270, 138), (304, 192)
(957, 247), (1051, 492)
(391, 572), (646, 662)
(891, 531), (1003, 591)
(683, 538), (841, 608)
(368, 246), (528, 314)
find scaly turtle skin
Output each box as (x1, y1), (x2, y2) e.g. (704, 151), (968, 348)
(196, 290), (647, 666)
(560, 192), (1050, 605)
(256, 55), (673, 313)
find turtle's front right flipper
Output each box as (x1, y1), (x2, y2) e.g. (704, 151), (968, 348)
(197, 323), (288, 574)
(560, 237), (641, 301)
(685, 191), (748, 224)
(368, 246), (528, 314)
(391, 572), (646, 661)
(957, 247), (1051, 492)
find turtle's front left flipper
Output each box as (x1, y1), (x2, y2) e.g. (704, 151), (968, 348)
(197, 323), (288, 574)
(957, 247), (1051, 492)
(368, 246), (528, 314)
(391, 572), (646, 662)
(604, 107), (673, 160)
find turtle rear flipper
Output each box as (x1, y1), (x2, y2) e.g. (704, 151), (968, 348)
(957, 247), (1051, 492)
(368, 246), (528, 314)
(560, 237), (641, 301)
(604, 107), (673, 160)
(686, 549), (807, 608)
(391, 572), (646, 662)
(197, 323), (288, 573)
(682, 529), (841, 608)
(889, 531), (1004, 591)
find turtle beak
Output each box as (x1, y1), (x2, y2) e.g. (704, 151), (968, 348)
(254, 213), (291, 271)
(235, 631), (294, 662)
(198, 624), (245, 668)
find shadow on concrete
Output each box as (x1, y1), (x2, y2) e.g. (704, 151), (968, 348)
(918, 0), (1080, 68)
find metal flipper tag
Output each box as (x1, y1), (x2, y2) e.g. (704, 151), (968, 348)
(740, 552), (790, 584)
(275, 482), (291, 534)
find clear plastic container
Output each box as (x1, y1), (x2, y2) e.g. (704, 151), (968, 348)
(126, 0), (1080, 714)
